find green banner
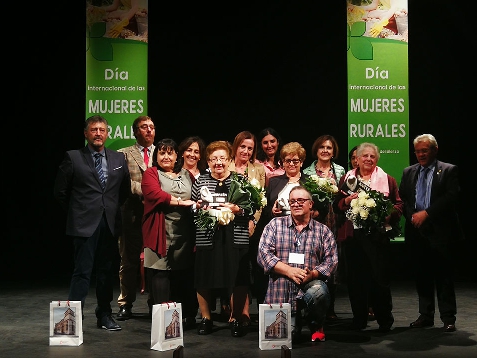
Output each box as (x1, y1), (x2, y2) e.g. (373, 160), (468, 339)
(86, 1), (148, 150)
(347, 0), (409, 182)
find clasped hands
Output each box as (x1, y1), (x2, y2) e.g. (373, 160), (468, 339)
(288, 266), (315, 286)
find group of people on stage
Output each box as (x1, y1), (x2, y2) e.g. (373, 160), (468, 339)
(54, 115), (463, 343)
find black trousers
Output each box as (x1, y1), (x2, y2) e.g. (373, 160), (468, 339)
(406, 227), (457, 325)
(345, 229), (394, 328)
(68, 214), (118, 318)
(149, 266), (199, 319)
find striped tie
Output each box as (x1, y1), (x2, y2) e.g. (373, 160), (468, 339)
(94, 153), (106, 189)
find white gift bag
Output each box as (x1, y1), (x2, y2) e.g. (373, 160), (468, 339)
(258, 303), (292, 350)
(151, 302), (184, 351)
(49, 300), (83, 346)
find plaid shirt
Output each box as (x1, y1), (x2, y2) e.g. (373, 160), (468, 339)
(257, 215), (338, 312)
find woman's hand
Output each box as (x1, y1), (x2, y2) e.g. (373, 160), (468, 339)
(344, 192), (358, 206)
(272, 200), (282, 216)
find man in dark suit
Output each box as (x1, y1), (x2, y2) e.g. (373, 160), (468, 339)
(54, 115), (131, 331)
(399, 134), (464, 333)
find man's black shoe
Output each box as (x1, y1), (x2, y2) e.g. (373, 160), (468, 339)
(444, 324), (456, 332)
(410, 316), (434, 328)
(116, 305), (133, 321)
(97, 315), (122, 331)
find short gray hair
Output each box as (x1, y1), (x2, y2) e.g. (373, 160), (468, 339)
(356, 142), (380, 162)
(413, 134), (438, 149)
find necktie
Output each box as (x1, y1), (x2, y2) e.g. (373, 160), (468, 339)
(415, 167), (429, 211)
(94, 153), (106, 189)
(144, 147), (149, 167)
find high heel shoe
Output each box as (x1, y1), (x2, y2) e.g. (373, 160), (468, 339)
(231, 320), (244, 337)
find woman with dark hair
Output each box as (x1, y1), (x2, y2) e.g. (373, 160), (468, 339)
(255, 127), (285, 186)
(303, 134), (345, 321)
(178, 136), (208, 179)
(141, 138), (198, 328)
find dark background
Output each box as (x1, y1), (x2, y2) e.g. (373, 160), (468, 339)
(6, 2), (473, 283)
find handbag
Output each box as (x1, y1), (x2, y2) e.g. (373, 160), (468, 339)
(258, 303), (292, 350)
(49, 300), (83, 346)
(151, 302), (184, 351)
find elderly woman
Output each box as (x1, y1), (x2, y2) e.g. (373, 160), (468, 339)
(191, 141), (253, 338)
(334, 142), (403, 332)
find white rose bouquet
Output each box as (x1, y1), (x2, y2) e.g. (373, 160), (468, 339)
(302, 174), (339, 210)
(194, 172), (267, 234)
(345, 189), (397, 236)
(228, 172), (267, 216)
(194, 206), (235, 233)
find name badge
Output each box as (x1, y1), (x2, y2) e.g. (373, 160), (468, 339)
(289, 253), (304, 265)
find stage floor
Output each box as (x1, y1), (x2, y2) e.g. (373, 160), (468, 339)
(1, 278), (476, 358)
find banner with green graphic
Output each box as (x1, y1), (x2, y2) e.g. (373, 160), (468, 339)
(347, 0), (409, 182)
(86, 0), (148, 150)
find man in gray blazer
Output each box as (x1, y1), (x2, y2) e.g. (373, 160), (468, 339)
(116, 115), (155, 320)
(399, 134), (464, 333)
(54, 115), (131, 331)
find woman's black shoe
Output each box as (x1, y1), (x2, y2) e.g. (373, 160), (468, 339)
(231, 320), (244, 337)
(198, 317), (213, 335)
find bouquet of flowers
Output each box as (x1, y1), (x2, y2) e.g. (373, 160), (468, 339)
(345, 189), (397, 236)
(194, 172), (267, 234)
(228, 172), (267, 216)
(302, 174), (339, 208)
(194, 206), (235, 231)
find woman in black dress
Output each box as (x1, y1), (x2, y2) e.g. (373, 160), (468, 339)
(191, 141), (252, 337)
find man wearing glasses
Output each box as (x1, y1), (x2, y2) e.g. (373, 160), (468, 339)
(116, 116), (156, 320)
(257, 186), (338, 342)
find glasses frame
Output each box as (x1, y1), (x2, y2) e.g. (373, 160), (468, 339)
(208, 157), (228, 163)
(283, 159), (301, 165)
(289, 198), (311, 205)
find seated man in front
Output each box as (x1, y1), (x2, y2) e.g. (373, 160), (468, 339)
(257, 185), (338, 342)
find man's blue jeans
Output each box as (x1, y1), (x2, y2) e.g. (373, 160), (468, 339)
(295, 279), (330, 330)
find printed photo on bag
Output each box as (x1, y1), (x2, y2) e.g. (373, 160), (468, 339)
(151, 302), (184, 351)
(49, 300), (83, 346)
(258, 303), (292, 350)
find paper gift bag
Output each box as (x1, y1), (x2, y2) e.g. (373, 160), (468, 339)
(258, 303), (292, 350)
(151, 302), (184, 351)
(49, 300), (83, 346)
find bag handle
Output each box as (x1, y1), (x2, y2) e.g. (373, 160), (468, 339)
(161, 301), (177, 309)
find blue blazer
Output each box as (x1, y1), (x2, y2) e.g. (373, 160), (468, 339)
(54, 146), (131, 238)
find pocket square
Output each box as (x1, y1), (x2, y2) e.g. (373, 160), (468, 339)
(113, 166), (123, 170)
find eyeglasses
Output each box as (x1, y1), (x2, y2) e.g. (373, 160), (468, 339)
(139, 124), (155, 130)
(289, 198), (311, 205)
(283, 159), (301, 165)
(209, 157), (228, 163)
